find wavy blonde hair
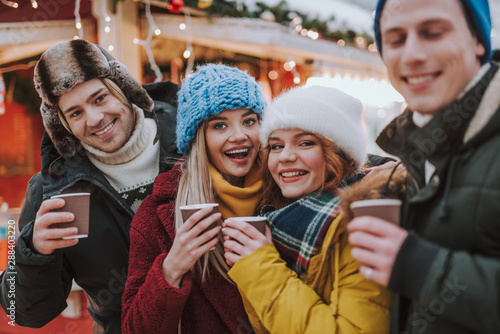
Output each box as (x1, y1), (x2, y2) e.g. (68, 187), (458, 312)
(174, 120), (231, 283)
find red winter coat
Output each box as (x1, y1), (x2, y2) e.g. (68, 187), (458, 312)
(121, 163), (251, 334)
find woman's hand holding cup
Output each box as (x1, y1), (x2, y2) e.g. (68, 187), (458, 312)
(162, 206), (221, 288)
(222, 217), (272, 267)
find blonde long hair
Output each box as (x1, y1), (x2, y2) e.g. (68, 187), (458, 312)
(174, 120), (231, 283)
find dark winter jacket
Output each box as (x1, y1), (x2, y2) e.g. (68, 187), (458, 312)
(121, 163), (250, 334)
(376, 60), (500, 334)
(0, 81), (181, 334)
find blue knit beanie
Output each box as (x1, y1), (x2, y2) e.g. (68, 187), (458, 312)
(176, 64), (266, 156)
(374, 0), (492, 64)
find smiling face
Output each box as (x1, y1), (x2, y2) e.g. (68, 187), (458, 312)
(380, 0), (485, 115)
(267, 128), (325, 199)
(58, 78), (135, 153)
(205, 108), (261, 186)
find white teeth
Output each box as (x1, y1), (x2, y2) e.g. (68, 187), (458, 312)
(226, 148), (249, 155)
(95, 122), (114, 136)
(407, 75), (434, 85)
(281, 171), (307, 178)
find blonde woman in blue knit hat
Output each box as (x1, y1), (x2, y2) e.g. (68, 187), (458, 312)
(122, 64), (267, 333)
(222, 85), (392, 333)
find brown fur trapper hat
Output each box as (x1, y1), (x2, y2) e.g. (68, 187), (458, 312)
(34, 39), (154, 157)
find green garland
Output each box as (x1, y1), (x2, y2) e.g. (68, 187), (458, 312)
(134, 0), (372, 45)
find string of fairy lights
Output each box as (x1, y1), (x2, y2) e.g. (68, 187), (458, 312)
(0, 0), (377, 88)
(133, 0), (163, 82)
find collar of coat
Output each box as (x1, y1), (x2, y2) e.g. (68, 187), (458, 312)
(376, 62), (500, 177)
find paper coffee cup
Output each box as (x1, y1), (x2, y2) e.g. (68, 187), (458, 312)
(180, 203), (220, 233)
(232, 216), (267, 234)
(350, 199), (402, 225)
(51, 192), (90, 239)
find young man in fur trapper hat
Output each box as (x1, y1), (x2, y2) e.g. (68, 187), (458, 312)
(0, 39), (180, 334)
(348, 0), (500, 333)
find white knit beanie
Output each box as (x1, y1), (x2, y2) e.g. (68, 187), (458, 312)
(260, 85), (367, 167)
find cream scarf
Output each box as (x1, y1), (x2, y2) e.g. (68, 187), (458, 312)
(82, 106), (159, 210)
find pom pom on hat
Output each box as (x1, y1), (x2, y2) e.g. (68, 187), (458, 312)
(260, 85), (367, 168)
(176, 64), (266, 156)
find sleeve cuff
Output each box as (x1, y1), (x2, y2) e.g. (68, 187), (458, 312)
(15, 223), (58, 265)
(148, 253), (192, 295)
(388, 231), (440, 299)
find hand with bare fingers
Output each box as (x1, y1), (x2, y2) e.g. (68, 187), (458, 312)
(162, 207), (222, 288)
(347, 216), (408, 286)
(32, 199), (81, 255)
(222, 218), (272, 267)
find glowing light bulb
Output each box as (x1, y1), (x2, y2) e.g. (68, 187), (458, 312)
(284, 62), (293, 71)
(368, 43), (377, 52)
(155, 29), (161, 36)
(76, 22), (82, 30)
(31, 0), (38, 8)
(268, 70), (278, 80)
(105, 16), (111, 22)
(104, 26), (110, 33)
(108, 45), (114, 52)
(183, 50), (191, 58)
(293, 76), (301, 84)
(133, 38), (140, 44)
(179, 23), (186, 30)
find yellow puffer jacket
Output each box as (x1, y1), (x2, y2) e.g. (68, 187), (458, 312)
(228, 214), (392, 333)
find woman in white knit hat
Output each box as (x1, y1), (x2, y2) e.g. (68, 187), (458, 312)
(222, 85), (392, 333)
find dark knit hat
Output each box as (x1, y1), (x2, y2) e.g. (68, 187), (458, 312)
(34, 39), (153, 157)
(374, 0), (492, 64)
(176, 64), (267, 156)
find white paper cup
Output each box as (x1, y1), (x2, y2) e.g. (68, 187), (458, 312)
(51, 192), (90, 239)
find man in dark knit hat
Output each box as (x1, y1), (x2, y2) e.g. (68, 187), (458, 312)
(348, 0), (500, 333)
(0, 39), (180, 333)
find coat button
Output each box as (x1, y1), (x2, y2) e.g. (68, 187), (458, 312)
(430, 175), (440, 188)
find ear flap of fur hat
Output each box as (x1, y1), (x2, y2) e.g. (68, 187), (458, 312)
(34, 39), (153, 157)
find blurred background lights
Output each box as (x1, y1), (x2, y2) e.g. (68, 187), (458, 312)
(268, 70), (278, 80)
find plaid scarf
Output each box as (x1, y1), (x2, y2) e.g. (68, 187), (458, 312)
(264, 190), (341, 276)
